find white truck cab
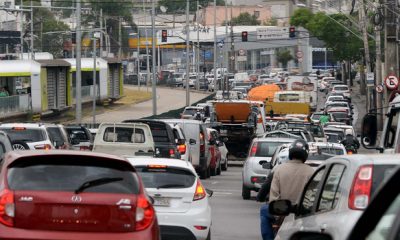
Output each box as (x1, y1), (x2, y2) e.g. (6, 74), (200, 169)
(362, 95), (400, 153)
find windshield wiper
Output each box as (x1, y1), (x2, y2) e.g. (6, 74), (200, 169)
(156, 184), (187, 189)
(74, 177), (123, 194)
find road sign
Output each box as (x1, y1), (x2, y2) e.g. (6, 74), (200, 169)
(385, 75), (399, 90)
(296, 51), (303, 59)
(238, 49), (246, 56)
(256, 27), (289, 40)
(230, 56), (235, 60)
(367, 72), (375, 86)
(376, 84), (384, 93)
(237, 56), (247, 62)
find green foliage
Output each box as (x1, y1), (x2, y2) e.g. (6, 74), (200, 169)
(230, 12), (261, 26)
(158, 0), (225, 13)
(264, 17), (278, 26)
(290, 9), (364, 61)
(276, 49), (293, 69)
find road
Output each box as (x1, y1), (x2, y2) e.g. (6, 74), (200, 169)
(82, 86), (210, 122)
(203, 167), (262, 240)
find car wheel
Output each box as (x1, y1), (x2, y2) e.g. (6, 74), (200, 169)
(221, 156), (228, 171)
(211, 166), (217, 176)
(242, 184), (251, 200)
(216, 161), (221, 175)
(207, 166), (211, 178)
(12, 141), (29, 150)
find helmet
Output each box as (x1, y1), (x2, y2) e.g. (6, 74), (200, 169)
(345, 129), (353, 136)
(288, 139), (309, 162)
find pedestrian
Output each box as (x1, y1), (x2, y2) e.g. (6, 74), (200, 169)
(259, 139), (314, 240)
(319, 111), (330, 126)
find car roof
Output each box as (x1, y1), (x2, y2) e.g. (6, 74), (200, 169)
(328, 154), (400, 166)
(0, 123), (47, 128)
(334, 84), (349, 88)
(127, 157), (194, 170)
(309, 142), (345, 148)
(162, 119), (203, 124)
(256, 137), (296, 142)
(3, 150), (130, 166)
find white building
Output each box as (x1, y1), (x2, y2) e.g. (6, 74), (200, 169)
(0, 0), (18, 31)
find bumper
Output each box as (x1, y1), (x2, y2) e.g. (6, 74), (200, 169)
(0, 221), (159, 240)
(243, 169), (268, 190)
(157, 205), (211, 240)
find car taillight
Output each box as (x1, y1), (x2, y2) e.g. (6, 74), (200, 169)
(250, 143), (258, 156)
(0, 189), (14, 227)
(193, 180), (206, 201)
(178, 144), (186, 154)
(135, 194), (155, 231)
(349, 165), (373, 210)
(34, 144), (52, 150)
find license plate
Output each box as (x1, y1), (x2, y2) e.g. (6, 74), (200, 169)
(153, 197), (170, 206)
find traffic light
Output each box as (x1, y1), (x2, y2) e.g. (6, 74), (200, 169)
(161, 30), (167, 42)
(71, 32), (76, 44)
(289, 26), (296, 38)
(241, 31), (248, 42)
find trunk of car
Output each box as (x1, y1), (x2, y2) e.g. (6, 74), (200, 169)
(146, 188), (194, 213)
(14, 191), (137, 232)
(251, 157), (271, 175)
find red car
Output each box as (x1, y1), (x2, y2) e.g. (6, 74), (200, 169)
(0, 150), (160, 240)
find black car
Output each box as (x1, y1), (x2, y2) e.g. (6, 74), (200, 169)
(65, 125), (94, 151)
(198, 78), (209, 90)
(122, 119), (180, 159)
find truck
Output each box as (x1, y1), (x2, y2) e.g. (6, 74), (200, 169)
(92, 123), (155, 157)
(210, 100), (265, 161)
(361, 94), (400, 153)
(265, 102), (311, 116)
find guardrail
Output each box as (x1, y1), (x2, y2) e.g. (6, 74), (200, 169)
(0, 94), (30, 114)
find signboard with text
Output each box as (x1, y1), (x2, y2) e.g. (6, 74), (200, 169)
(256, 27), (289, 40)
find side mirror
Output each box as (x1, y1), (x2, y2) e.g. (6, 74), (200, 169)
(71, 138), (80, 145)
(206, 188), (214, 197)
(189, 139), (196, 145)
(261, 161), (273, 170)
(361, 114), (378, 148)
(269, 200), (294, 216)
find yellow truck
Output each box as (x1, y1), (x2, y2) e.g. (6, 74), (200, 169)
(264, 102), (310, 116)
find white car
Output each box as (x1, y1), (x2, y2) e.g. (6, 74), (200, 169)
(128, 158), (212, 240)
(326, 95), (345, 102)
(169, 123), (192, 163)
(332, 84), (351, 98)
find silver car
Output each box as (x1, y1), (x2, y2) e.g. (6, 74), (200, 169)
(242, 137), (295, 200)
(271, 154), (400, 240)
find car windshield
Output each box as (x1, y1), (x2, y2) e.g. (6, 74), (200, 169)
(1, 128), (46, 142)
(326, 134), (342, 142)
(317, 146), (345, 155)
(331, 112), (348, 119)
(8, 158), (139, 194)
(183, 108), (198, 116)
(135, 166), (196, 189)
(254, 141), (291, 157)
(335, 86), (348, 91)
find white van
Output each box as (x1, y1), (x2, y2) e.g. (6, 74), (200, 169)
(273, 91), (312, 105)
(286, 76), (318, 110)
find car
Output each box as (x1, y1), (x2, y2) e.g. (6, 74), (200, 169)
(181, 107), (205, 120)
(45, 124), (71, 150)
(232, 87), (248, 98)
(325, 132), (343, 143)
(242, 137), (295, 199)
(0, 150), (160, 239)
(262, 130), (306, 141)
(328, 109), (352, 125)
(206, 128), (222, 176)
(275, 121), (326, 142)
(326, 95), (345, 103)
(270, 154), (400, 240)
(169, 123), (191, 163)
(128, 158), (212, 240)
(65, 125), (93, 151)
(264, 128), (315, 142)
(327, 124), (356, 136)
(197, 78), (209, 90)
(325, 101), (353, 113)
(332, 84), (351, 98)
(122, 119), (180, 159)
(0, 123), (55, 150)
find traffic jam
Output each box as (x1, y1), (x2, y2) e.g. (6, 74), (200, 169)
(0, 70), (398, 240)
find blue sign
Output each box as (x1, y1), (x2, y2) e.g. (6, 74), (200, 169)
(203, 51), (212, 59)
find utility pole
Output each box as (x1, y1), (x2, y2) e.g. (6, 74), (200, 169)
(30, 0), (33, 59)
(118, 17), (122, 60)
(374, 3), (383, 129)
(196, 0), (200, 91)
(213, 0), (218, 91)
(20, 0), (23, 59)
(92, 35), (97, 125)
(185, 0), (190, 106)
(100, 9), (103, 57)
(359, 0), (371, 109)
(151, 0), (157, 115)
(143, 0), (150, 92)
(76, 0), (82, 123)
(137, 31), (141, 89)
(224, 0), (228, 73)
(230, 3), (235, 74)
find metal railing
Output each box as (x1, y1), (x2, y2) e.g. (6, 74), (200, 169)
(72, 85), (98, 103)
(0, 94), (30, 114)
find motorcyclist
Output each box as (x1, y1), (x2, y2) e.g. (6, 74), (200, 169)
(319, 111), (330, 126)
(259, 139), (314, 240)
(341, 129), (360, 152)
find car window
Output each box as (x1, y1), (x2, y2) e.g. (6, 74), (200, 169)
(298, 167), (326, 216)
(47, 127), (66, 144)
(1, 128), (46, 142)
(103, 127), (145, 143)
(66, 128), (90, 142)
(8, 158), (139, 194)
(253, 141), (290, 157)
(317, 164), (346, 212)
(135, 166), (196, 189)
(366, 194), (400, 240)
(0, 143), (6, 159)
(384, 108), (400, 148)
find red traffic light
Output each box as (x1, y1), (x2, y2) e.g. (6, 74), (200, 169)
(289, 26), (296, 38)
(242, 31), (248, 42)
(162, 30), (167, 42)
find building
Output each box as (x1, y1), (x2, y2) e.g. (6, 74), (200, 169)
(0, 0), (18, 31)
(197, 5), (272, 26)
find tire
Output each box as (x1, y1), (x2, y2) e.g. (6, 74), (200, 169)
(12, 141), (29, 150)
(206, 166), (211, 178)
(206, 229), (211, 240)
(221, 156), (228, 171)
(211, 166), (216, 176)
(242, 184), (251, 200)
(216, 161), (221, 175)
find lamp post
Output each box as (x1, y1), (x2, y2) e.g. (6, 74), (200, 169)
(185, 0), (190, 106)
(92, 31), (100, 125)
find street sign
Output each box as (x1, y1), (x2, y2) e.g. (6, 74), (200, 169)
(230, 56), (235, 60)
(296, 51), (303, 59)
(385, 75), (399, 90)
(256, 27), (289, 40)
(367, 72), (375, 86)
(237, 56), (247, 62)
(376, 84), (384, 93)
(238, 49), (246, 56)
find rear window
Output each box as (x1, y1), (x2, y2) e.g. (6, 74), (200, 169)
(103, 127), (145, 143)
(318, 147), (345, 155)
(1, 128), (46, 142)
(8, 158), (139, 194)
(311, 114), (322, 120)
(334, 86), (348, 91)
(148, 124), (170, 143)
(46, 127), (65, 144)
(66, 128), (90, 142)
(254, 141), (291, 157)
(331, 112), (348, 119)
(135, 166), (196, 189)
(372, 165), (397, 195)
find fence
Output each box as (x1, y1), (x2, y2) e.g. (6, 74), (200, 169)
(72, 85), (98, 104)
(0, 94), (30, 115)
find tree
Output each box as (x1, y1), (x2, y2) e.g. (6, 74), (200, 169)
(276, 49), (293, 69)
(158, 0), (225, 13)
(230, 12), (261, 26)
(264, 17), (278, 26)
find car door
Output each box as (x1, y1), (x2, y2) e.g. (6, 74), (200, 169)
(300, 163), (347, 237)
(277, 166), (328, 240)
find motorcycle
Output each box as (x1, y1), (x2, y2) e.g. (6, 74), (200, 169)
(345, 144), (358, 154)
